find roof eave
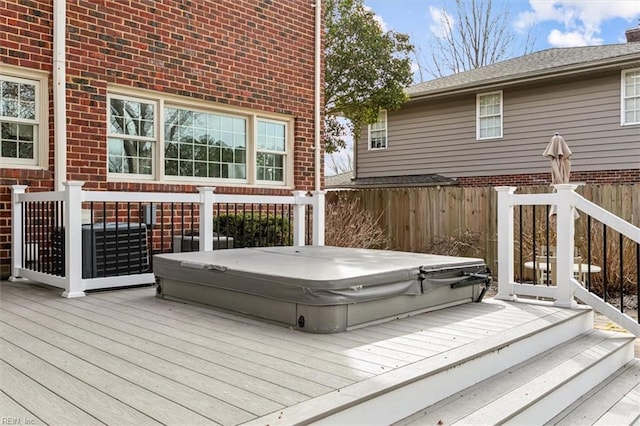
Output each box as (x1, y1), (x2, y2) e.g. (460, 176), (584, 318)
(408, 55), (640, 102)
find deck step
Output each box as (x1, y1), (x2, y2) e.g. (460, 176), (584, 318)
(548, 358), (640, 425)
(245, 302), (593, 425)
(395, 330), (635, 426)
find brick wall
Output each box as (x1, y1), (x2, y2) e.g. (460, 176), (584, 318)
(0, 0), (321, 278)
(456, 169), (640, 187)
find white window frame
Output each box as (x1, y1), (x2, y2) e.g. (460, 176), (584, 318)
(621, 68), (640, 126)
(476, 91), (503, 140)
(256, 117), (289, 184)
(107, 87), (293, 188)
(107, 93), (157, 180)
(0, 66), (49, 169)
(368, 110), (388, 150)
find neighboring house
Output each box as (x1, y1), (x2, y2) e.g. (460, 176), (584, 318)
(0, 1), (322, 278)
(354, 27), (640, 188)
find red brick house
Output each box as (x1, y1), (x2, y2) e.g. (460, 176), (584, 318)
(0, 0), (323, 278)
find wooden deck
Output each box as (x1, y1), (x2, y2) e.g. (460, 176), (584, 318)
(0, 280), (618, 425)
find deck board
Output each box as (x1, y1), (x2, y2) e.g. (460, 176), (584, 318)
(0, 280), (596, 425)
(1, 286), (342, 397)
(92, 289), (421, 367)
(0, 305), (268, 422)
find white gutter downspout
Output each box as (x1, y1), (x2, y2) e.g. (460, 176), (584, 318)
(313, 0), (322, 191)
(53, 0), (67, 191)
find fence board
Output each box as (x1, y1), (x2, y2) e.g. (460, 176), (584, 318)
(334, 184), (640, 273)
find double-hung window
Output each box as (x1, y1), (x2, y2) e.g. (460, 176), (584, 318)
(368, 110), (387, 150)
(256, 120), (286, 182)
(477, 91), (503, 139)
(622, 68), (640, 126)
(107, 89), (290, 186)
(108, 96), (155, 177)
(0, 70), (48, 168)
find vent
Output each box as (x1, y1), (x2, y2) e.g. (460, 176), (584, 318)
(53, 223), (150, 278)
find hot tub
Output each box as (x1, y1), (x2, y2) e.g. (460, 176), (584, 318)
(153, 246), (489, 333)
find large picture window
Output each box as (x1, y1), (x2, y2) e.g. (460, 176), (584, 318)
(165, 109), (247, 179)
(0, 72), (47, 168)
(477, 92), (503, 139)
(622, 68), (640, 126)
(107, 90), (291, 186)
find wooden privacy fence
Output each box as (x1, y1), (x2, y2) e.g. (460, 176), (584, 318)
(329, 184), (640, 271)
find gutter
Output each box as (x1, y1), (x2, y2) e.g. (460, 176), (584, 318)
(313, 0), (322, 192)
(53, 0), (67, 191)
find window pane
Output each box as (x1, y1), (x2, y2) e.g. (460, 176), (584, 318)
(257, 121), (285, 152)
(1, 80), (37, 120)
(107, 138), (152, 175)
(257, 152), (285, 182)
(164, 107), (247, 179)
(109, 98), (155, 137)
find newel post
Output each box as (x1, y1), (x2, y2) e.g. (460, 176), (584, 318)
(62, 181), (85, 298)
(198, 187), (215, 251)
(9, 185), (28, 281)
(312, 190), (325, 246)
(553, 183), (579, 308)
(494, 186), (518, 301)
(292, 191), (307, 246)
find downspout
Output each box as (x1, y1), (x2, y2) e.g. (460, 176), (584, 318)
(313, 0), (322, 191)
(53, 0), (67, 191)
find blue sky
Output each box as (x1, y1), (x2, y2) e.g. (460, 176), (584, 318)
(365, 0), (640, 57)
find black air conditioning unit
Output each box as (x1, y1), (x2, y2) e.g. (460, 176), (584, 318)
(53, 223), (150, 278)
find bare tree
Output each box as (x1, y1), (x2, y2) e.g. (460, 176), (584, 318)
(327, 150), (353, 176)
(420, 0), (535, 79)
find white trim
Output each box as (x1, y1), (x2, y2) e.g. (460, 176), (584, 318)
(621, 68), (640, 126)
(0, 67), (49, 169)
(368, 110), (388, 150)
(476, 91), (503, 140)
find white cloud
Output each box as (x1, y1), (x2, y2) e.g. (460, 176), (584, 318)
(516, 0), (640, 47)
(547, 29), (603, 47)
(428, 6), (454, 39)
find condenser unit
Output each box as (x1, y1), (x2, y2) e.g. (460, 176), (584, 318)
(53, 223), (149, 278)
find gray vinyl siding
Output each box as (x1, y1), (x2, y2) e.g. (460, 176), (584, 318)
(357, 72), (640, 179)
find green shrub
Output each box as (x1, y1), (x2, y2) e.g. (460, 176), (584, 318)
(213, 213), (292, 248)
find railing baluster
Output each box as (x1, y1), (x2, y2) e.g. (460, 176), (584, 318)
(587, 216), (592, 291)
(518, 205), (523, 284)
(603, 224), (608, 303)
(619, 233), (623, 314)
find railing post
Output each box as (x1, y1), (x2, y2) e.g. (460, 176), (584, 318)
(198, 187), (215, 251)
(553, 183), (579, 308)
(292, 191), (307, 246)
(62, 181), (85, 298)
(9, 185), (28, 281)
(495, 186), (518, 301)
(311, 190), (325, 246)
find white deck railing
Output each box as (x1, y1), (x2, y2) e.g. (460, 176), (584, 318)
(495, 184), (640, 336)
(10, 182), (325, 298)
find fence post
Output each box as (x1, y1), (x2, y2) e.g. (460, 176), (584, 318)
(312, 190), (325, 246)
(9, 185), (28, 281)
(198, 187), (215, 251)
(62, 181), (85, 298)
(292, 191), (307, 246)
(494, 186), (518, 301)
(553, 183), (579, 308)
